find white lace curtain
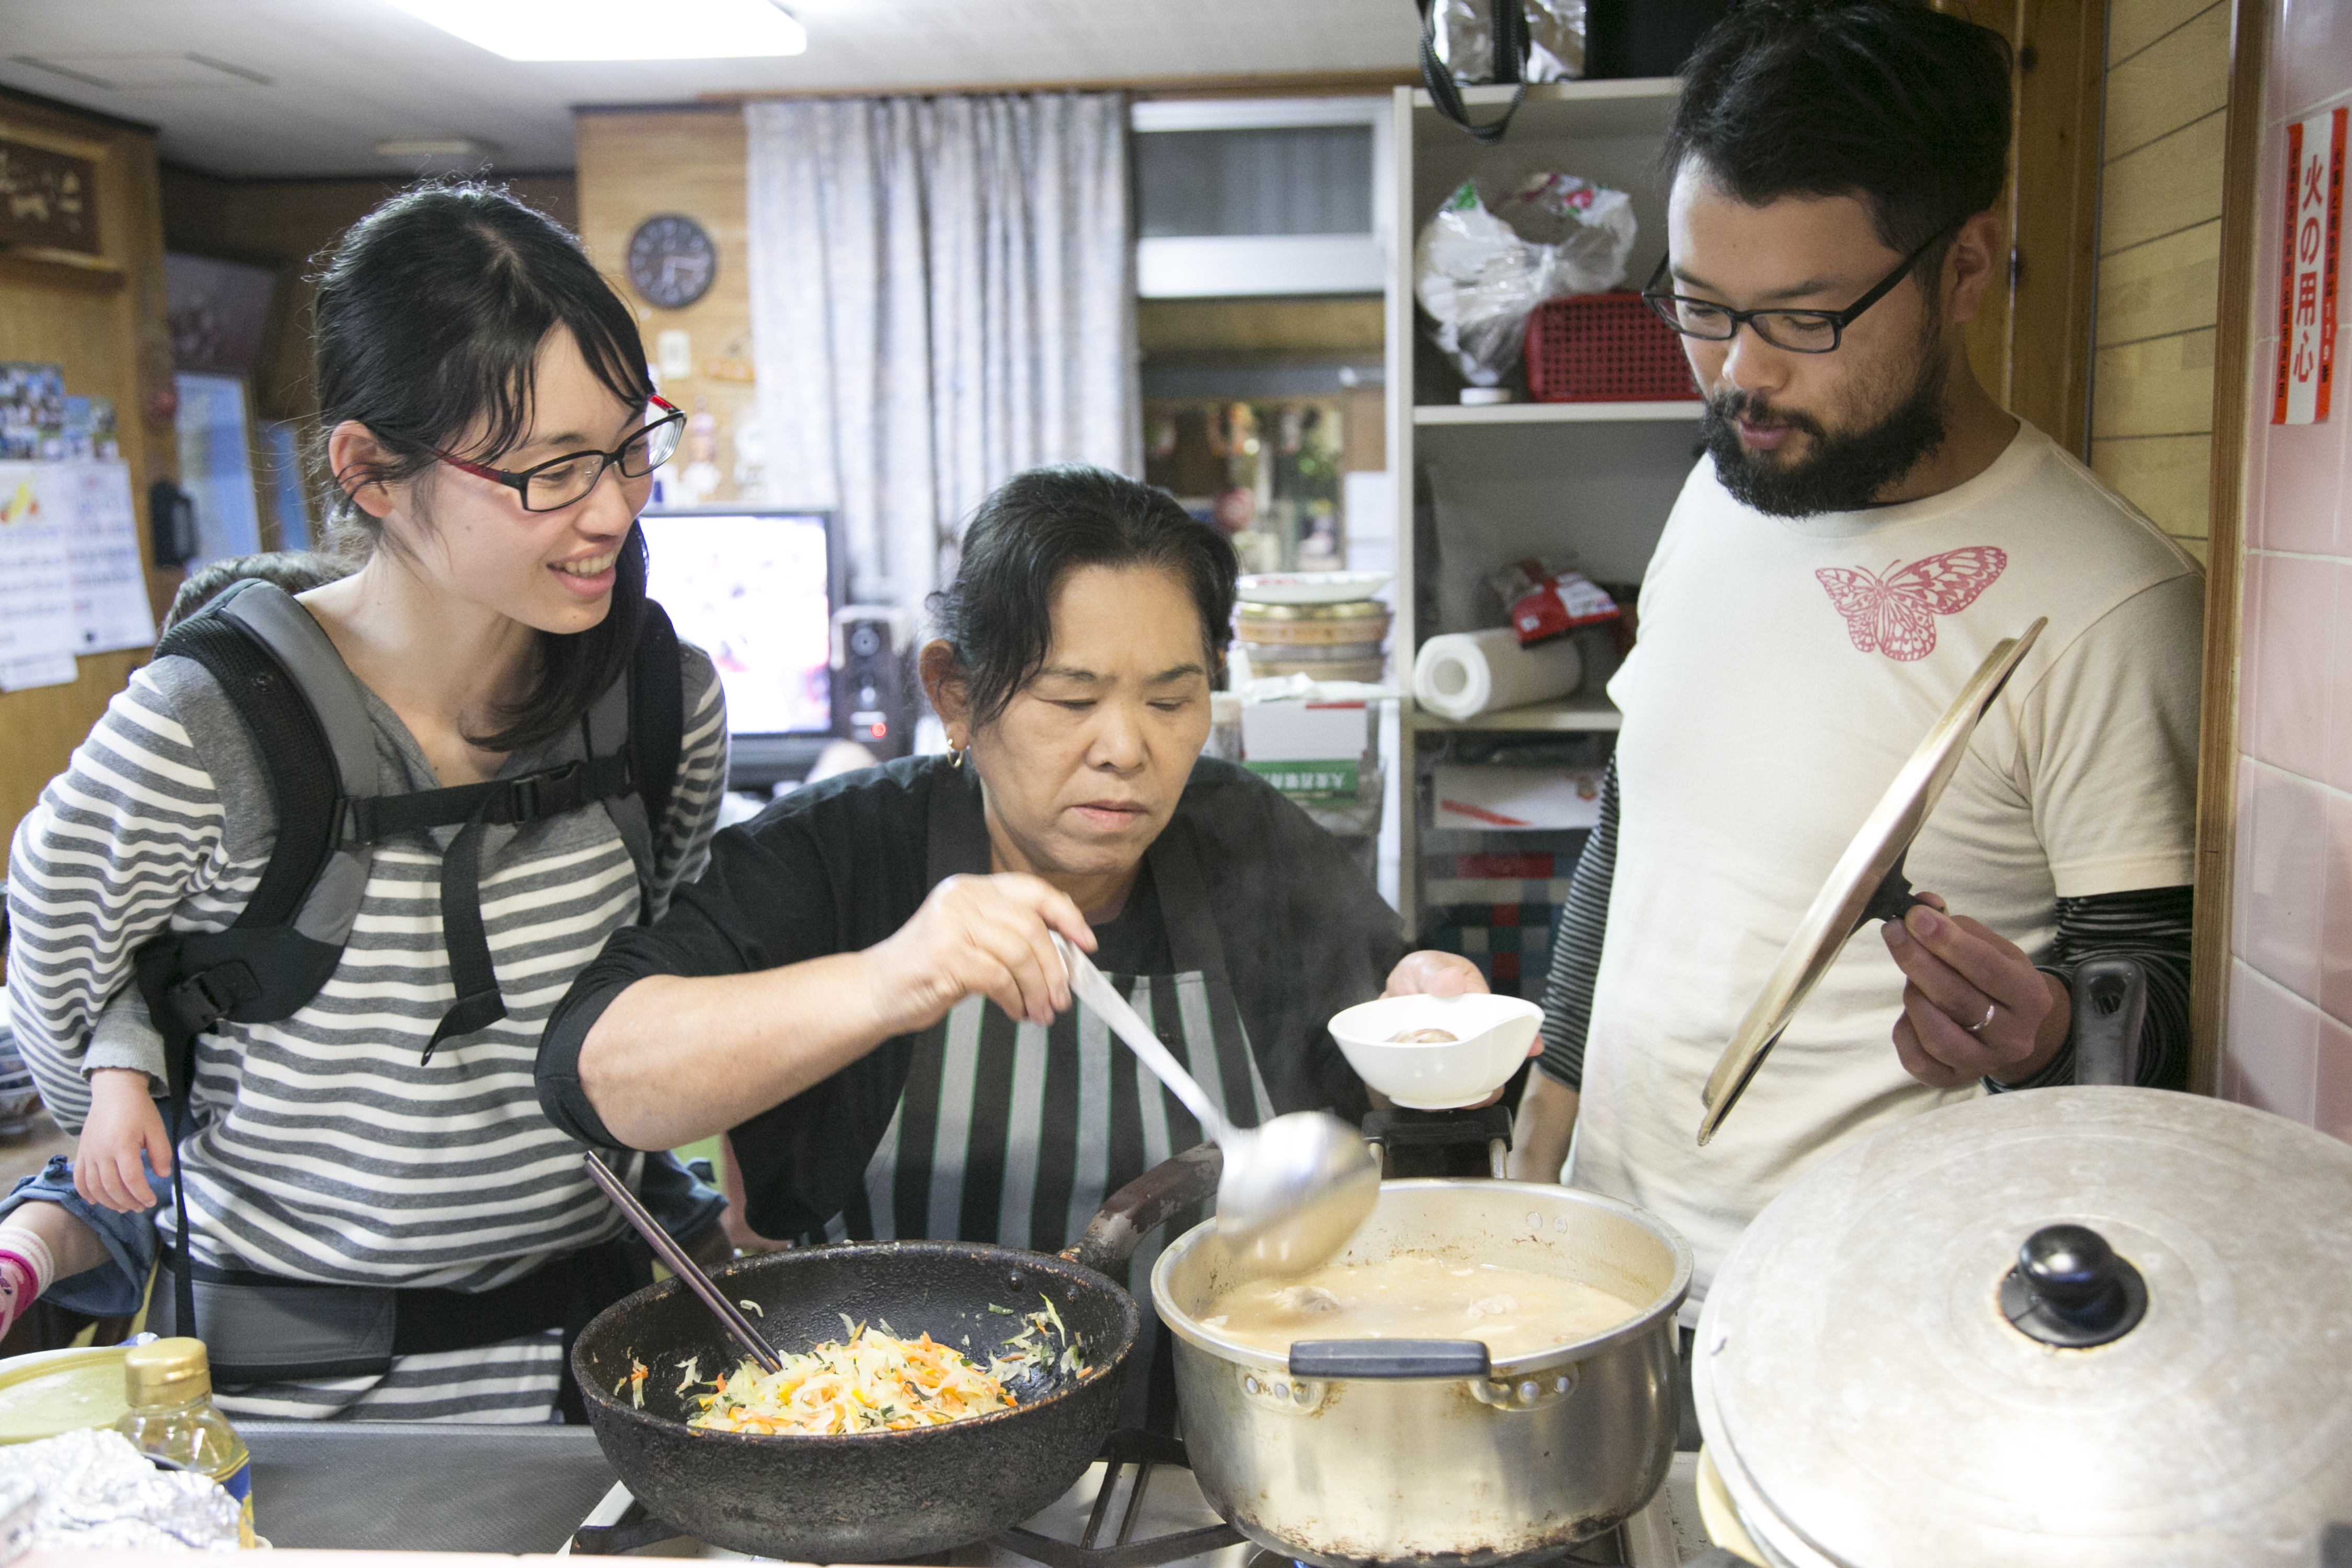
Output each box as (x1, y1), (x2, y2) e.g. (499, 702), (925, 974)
(745, 93), (1139, 613)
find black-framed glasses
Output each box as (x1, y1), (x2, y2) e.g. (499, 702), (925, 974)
(435, 395), (686, 512)
(1640, 226), (1958, 354)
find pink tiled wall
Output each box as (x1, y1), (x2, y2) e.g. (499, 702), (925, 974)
(2227, 0), (2352, 1139)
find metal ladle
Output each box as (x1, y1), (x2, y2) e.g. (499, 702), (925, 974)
(1053, 935), (1379, 1274)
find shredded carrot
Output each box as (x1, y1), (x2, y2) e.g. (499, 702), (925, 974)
(684, 1310), (1079, 1436)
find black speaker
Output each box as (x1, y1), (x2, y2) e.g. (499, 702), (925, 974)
(831, 606), (917, 760)
(1585, 0), (1734, 79)
(149, 481), (198, 567)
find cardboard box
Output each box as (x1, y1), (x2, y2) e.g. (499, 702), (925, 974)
(1243, 758), (1361, 802)
(1239, 699), (1370, 763)
(1431, 766), (1605, 831)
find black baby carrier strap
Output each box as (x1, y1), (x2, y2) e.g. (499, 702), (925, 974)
(131, 578), (683, 1364)
(1417, 0), (1531, 145)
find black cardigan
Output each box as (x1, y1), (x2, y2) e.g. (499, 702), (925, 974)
(538, 754), (1402, 1238)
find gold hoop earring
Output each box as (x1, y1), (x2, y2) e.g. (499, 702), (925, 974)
(949, 742), (965, 770)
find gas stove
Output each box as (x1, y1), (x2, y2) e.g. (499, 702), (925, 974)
(561, 1108), (1708, 1566)
(560, 1430), (1710, 1566)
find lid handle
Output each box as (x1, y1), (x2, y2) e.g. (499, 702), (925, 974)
(2000, 1224), (2148, 1348)
(2072, 959), (2147, 1087)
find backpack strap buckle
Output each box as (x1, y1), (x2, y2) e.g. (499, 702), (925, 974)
(164, 961), (262, 1032)
(497, 762), (586, 825)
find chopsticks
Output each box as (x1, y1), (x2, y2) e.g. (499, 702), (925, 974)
(581, 1150), (782, 1375)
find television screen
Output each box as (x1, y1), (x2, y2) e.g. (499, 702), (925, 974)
(637, 509), (835, 736)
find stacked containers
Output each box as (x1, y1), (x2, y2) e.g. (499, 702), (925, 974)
(1232, 600), (1391, 685)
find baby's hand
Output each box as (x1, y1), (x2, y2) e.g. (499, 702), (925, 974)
(74, 1069), (174, 1213)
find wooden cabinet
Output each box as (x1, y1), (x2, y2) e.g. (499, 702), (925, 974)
(0, 91), (177, 848)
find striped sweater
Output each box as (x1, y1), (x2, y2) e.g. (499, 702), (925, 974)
(1536, 757), (2195, 1097)
(6, 643), (725, 1416)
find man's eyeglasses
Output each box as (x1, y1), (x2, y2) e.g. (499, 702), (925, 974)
(435, 395), (686, 512)
(1640, 225), (1958, 354)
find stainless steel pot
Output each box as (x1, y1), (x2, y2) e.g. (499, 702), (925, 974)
(1694, 1086), (2352, 1568)
(1153, 1179), (1692, 1567)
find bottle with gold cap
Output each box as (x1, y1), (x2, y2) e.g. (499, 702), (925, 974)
(114, 1338), (255, 1547)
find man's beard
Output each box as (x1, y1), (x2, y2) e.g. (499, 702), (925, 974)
(1700, 354), (1949, 518)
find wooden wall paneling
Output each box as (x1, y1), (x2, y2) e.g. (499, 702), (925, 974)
(2086, 431), (2213, 548)
(159, 170), (580, 432)
(2089, 1), (2232, 555)
(1338, 385), (1386, 474)
(1935, 0), (2106, 445)
(2107, 0), (2218, 61)
(2100, 112), (2230, 254)
(2102, 3), (2232, 157)
(2007, 0), (2108, 452)
(2187, 0), (2269, 1099)
(2096, 220), (2222, 344)
(1135, 297), (1384, 356)
(1946, 0), (2020, 403)
(573, 109), (759, 505)
(0, 91), (177, 848)
(2092, 326), (2219, 433)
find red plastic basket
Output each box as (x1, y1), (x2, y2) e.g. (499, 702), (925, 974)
(1524, 292), (1699, 402)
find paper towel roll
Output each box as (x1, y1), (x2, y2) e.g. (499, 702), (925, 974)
(1412, 628), (1584, 721)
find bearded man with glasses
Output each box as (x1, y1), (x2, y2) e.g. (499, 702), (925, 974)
(1510, 0), (2204, 1440)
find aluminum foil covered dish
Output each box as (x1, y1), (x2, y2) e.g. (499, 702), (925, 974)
(3, 1426), (243, 1558)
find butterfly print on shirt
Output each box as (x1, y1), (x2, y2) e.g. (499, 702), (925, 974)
(1814, 546), (2008, 662)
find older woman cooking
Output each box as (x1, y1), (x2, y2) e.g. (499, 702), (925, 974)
(537, 466), (1500, 1416)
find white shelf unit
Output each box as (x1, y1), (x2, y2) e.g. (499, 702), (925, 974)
(1386, 78), (1699, 936)
(1413, 400), (1705, 426)
(1410, 693), (1623, 732)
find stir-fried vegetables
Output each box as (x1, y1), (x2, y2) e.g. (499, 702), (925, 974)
(990, 1296), (1086, 1381)
(685, 1309), (1081, 1436)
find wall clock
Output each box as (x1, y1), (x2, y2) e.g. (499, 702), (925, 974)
(626, 214), (717, 309)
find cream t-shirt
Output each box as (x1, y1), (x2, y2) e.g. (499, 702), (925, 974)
(1565, 420), (2203, 1319)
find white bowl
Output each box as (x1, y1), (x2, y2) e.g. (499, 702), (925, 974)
(1236, 571), (1393, 605)
(1326, 993), (1545, 1110)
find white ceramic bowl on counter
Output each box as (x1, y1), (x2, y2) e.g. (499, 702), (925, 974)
(1326, 993), (1544, 1109)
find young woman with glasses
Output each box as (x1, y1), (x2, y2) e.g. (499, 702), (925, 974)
(0, 183), (731, 1422)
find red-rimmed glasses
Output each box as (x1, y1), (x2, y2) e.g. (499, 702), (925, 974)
(434, 395), (686, 512)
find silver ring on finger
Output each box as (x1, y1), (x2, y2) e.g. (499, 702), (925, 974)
(1963, 1000), (1997, 1035)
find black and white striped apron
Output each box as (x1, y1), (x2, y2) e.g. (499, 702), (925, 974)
(828, 816), (1272, 1428)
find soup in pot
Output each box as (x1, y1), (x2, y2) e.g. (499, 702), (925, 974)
(1201, 1256), (1641, 1358)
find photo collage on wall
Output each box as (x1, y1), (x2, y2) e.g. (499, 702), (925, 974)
(1, 362), (119, 464)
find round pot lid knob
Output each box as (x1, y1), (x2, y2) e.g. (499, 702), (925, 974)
(1999, 1223), (2148, 1348)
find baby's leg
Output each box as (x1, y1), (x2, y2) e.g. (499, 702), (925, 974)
(0, 1200), (111, 1338)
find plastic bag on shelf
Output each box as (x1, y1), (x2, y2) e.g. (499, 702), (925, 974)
(1427, 0), (1587, 83)
(1486, 558), (1622, 645)
(1414, 172), (1637, 386)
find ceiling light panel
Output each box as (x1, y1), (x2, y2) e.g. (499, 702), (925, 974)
(384, 0), (807, 61)
(374, 137), (494, 158)
(11, 51), (274, 90)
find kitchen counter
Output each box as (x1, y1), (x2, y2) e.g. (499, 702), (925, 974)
(21, 1429), (1723, 1564)
(239, 1421), (619, 1555)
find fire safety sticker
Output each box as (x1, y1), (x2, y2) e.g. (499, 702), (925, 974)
(2276, 108), (2347, 425)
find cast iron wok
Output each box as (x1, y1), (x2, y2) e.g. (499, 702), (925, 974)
(571, 1145), (1220, 1562)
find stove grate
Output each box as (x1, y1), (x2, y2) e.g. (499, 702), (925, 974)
(991, 1429), (1243, 1568)
(568, 1429), (1244, 1565)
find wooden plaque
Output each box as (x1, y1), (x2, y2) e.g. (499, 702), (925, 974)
(0, 136), (100, 257)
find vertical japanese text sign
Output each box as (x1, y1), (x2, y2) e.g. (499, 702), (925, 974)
(2277, 108), (2348, 424)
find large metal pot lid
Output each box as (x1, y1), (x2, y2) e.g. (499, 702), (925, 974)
(1699, 619), (2045, 1146)
(1694, 1087), (2352, 1568)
